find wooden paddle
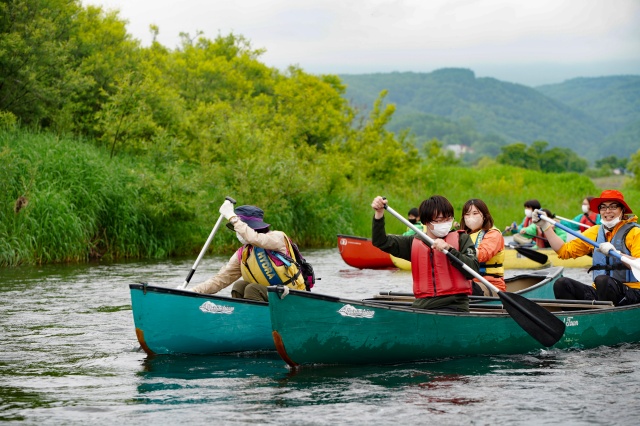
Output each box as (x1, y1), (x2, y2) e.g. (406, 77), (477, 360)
(538, 214), (640, 278)
(179, 196), (236, 289)
(384, 203), (566, 347)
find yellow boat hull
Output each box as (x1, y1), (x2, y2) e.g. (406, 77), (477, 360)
(391, 249), (591, 271)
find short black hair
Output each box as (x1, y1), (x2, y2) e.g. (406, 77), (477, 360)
(419, 195), (454, 224)
(524, 199), (541, 210)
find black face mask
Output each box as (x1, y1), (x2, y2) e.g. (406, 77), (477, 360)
(408, 218), (418, 224)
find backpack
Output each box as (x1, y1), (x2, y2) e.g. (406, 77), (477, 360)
(289, 241), (316, 291)
(275, 237), (320, 291)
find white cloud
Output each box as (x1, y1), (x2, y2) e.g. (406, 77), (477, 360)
(83, 0), (640, 84)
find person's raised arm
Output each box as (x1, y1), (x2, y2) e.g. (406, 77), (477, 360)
(532, 209), (565, 252)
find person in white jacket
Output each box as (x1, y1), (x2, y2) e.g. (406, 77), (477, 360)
(191, 201), (306, 301)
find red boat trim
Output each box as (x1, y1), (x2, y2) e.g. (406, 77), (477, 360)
(272, 330), (298, 367)
(135, 328), (156, 355)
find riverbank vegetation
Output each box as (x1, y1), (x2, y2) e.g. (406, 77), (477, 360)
(1, 0), (639, 266)
(4, 124), (638, 266)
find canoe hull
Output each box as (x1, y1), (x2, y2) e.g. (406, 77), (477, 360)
(504, 247), (591, 269)
(337, 234), (395, 269)
(375, 266), (562, 304)
(130, 284), (274, 355)
(268, 287), (640, 366)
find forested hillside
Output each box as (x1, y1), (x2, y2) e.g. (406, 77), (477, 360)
(537, 76), (640, 159)
(339, 69), (639, 161)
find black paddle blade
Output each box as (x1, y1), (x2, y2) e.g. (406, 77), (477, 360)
(498, 291), (565, 347)
(515, 246), (549, 265)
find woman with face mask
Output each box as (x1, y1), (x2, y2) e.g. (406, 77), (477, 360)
(532, 190), (640, 306)
(460, 199), (506, 295)
(517, 208), (568, 249)
(191, 202), (307, 301)
(559, 196), (601, 231)
(508, 199), (542, 246)
(371, 195), (480, 312)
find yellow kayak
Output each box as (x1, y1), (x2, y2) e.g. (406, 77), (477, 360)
(391, 248), (591, 271)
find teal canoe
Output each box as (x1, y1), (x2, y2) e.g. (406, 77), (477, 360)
(129, 283), (274, 355)
(267, 286), (636, 367)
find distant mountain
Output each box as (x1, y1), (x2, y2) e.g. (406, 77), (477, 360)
(338, 69), (639, 162)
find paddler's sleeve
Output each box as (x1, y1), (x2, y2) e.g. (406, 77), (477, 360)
(191, 251), (242, 294)
(448, 232), (480, 279)
(556, 225), (597, 259)
(372, 215), (413, 260)
(230, 221), (288, 253)
(475, 228), (503, 262)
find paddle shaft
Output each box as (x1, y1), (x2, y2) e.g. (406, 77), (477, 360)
(540, 214), (640, 276)
(180, 196), (236, 289)
(555, 214), (590, 229)
(384, 205), (500, 294)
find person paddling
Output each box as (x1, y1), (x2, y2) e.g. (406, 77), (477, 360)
(559, 196), (601, 231)
(505, 199), (541, 246)
(403, 207), (426, 236)
(532, 190), (640, 306)
(191, 202), (306, 301)
(460, 199), (506, 296)
(371, 195), (480, 312)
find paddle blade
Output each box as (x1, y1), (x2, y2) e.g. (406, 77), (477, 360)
(620, 256), (640, 279)
(514, 246), (549, 265)
(498, 291), (566, 347)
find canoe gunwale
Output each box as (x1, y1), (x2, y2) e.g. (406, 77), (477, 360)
(268, 285), (631, 318)
(129, 283), (268, 306)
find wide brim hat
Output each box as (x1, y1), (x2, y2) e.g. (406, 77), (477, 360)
(227, 205), (270, 230)
(589, 189), (633, 214)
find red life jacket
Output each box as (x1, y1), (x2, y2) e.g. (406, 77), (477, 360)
(580, 212), (598, 227)
(534, 227), (548, 248)
(411, 231), (472, 298)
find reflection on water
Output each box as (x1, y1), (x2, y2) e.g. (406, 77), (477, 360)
(1, 248), (639, 424)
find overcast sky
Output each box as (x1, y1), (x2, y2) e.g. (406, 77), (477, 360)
(82, 0), (640, 86)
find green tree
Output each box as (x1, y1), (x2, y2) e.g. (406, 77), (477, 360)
(497, 140), (587, 173)
(0, 0), (83, 127)
(496, 142), (539, 169)
(595, 155), (629, 172)
(422, 138), (460, 166)
(628, 149), (640, 189)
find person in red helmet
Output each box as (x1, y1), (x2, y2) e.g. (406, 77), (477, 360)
(532, 190), (640, 306)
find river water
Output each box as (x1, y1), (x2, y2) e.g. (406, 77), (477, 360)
(2, 248), (640, 425)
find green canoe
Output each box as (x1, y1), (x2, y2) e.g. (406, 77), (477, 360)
(130, 283), (274, 355)
(374, 266), (563, 304)
(267, 286), (636, 367)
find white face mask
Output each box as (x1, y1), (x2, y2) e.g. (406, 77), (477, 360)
(465, 215), (484, 231)
(524, 209), (533, 218)
(601, 217), (621, 230)
(581, 204), (589, 214)
(431, 221), (453, 238)
(236, 232), (247, 245)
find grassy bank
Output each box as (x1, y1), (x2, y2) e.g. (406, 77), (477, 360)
(3, 127), (634, 266)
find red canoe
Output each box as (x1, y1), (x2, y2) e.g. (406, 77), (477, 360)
(337, 234), (396, 269)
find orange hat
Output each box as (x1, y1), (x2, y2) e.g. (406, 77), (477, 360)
(589, 189), (632, 214)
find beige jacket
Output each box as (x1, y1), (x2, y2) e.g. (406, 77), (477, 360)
(191, 220), (289, 294)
